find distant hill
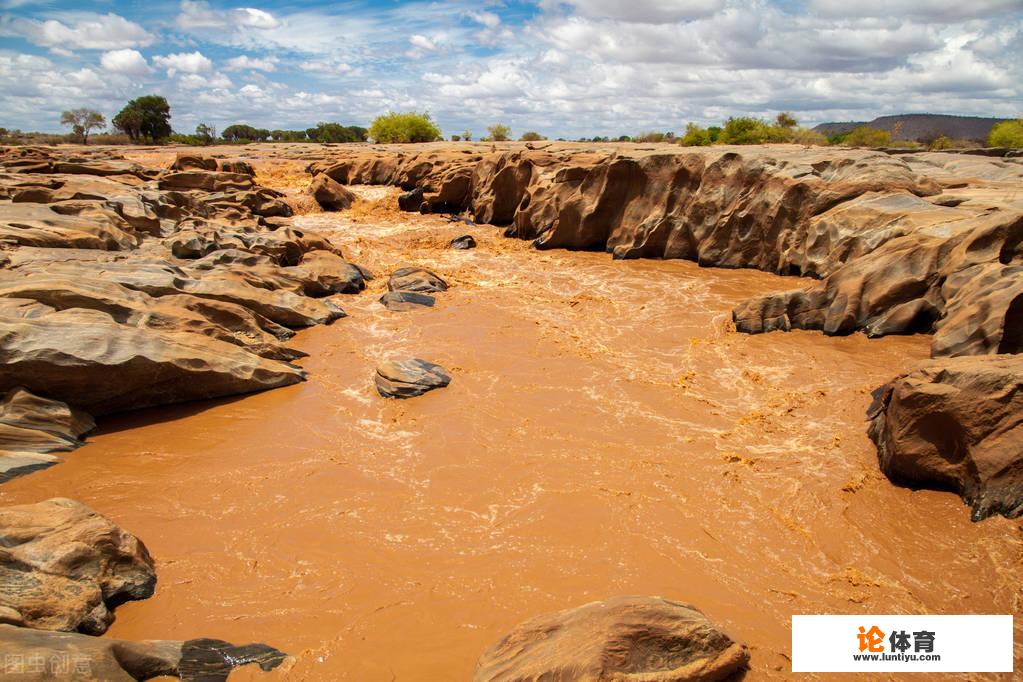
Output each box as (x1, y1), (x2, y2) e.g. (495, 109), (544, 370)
(812, 114), (1012, 143)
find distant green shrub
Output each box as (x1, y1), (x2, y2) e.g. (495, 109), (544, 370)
(989, 119), (1023, 148)
(679, 123), (712, 146)
(719, 117), (773, 144)
(789, 128), (828, 146)
(369, 111), (441, 143)
(842, 126), (891, 147)
(519, 131), (545, 141)
(635, 131), (667, 143)
(488, 123), (511, 141)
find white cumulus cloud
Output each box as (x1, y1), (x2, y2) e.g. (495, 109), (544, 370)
(100, 48), (151, 76)
(0, 12), (154, 50)
(225, 54), (278, 71)
(153, 51), (213, 76)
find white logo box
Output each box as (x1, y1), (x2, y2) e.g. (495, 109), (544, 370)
(791, 614), (1014, 673)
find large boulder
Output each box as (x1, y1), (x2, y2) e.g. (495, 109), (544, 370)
(474, 596), (750, 682)
(375, 358), (451, 399)
(868, 354), (1023, 520)
(306, 173), (356, 211)
(0, 625), (287, 681)
(387, 266), (448, 294)
(0, 498), (156, 634)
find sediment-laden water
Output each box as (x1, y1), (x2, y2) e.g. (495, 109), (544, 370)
(1, 187), (1019, 680)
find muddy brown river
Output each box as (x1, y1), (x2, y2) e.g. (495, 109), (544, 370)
(1, 186), (1019, 680)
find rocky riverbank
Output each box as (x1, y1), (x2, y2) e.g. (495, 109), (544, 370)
(0, 141), (1019, 679)
(298, 142), (1022, 520)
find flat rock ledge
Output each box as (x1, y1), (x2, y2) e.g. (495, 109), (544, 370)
(0, 498), (155, 634)
(0, 625), (287, 681)
(867, 353), (1023, 521)
(375, 358), (451, 399)
(474, 595), (750, 682)
(0, 388), (95, 482)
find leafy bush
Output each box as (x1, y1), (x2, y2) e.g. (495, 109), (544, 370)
(307, 122), (367, 143)
(167, 133), (208, 146)
(719, 117), (771, 144)
(519, 131), (545, 141)
(679, 123), (712, 146)
(450, 134), (461, 142)
(461, 130), (472, 141)
(488, 123), (511, 141)
(369, 111), (441, 143)
(989, 119), (1023, 148)
(842, 126), (891, 147)
(789, 128), (828, 146)
(635, 131), (667, 143)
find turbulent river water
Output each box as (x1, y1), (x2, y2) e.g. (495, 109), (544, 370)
(1, 186), (1020, 680)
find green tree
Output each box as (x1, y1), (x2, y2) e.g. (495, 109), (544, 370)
(60, 108), (106, 144)
(487, 123), (511, 141)
(195, 122), (215, 144)
(519, 131), (545, 141)
(222, 124), (261, 142)
(113, 95), (171, 143)
(461, 130), (472, 141)
(450, 134), (461, 141)
(369, 111), (441, 143)
(775, 112), (798, 128)
(989, 119), (1023, 148)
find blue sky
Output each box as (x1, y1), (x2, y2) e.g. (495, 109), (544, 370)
(0, 0), (1020, 138)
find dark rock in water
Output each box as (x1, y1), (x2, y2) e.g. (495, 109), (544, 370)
(0, 624), (287, 681)
(0, 498), (156, 634)
(387, 266), (448, 293)
(178, 638), (288, 681)
(375, 358), (451, 398)
(451, 235), (477, 250)
(379, 291), (436, 311)
(868, 353), (1023, 521)
(398, 187), (425, 212)
(474, 595), (750, 682)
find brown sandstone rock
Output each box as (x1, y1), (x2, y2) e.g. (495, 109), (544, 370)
(0, 498), (155, 634)
(474, 595), (750, 682)
(867, 354), (1023, 521)
(170, 154), (217, 172)
(375, 358), (451, 399)
(306, 173), (356, 210)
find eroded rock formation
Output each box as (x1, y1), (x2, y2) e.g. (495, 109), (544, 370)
(0, 389), (94, 482)
(474, 595), (750, 682)
(0, 147), (366, 479)
(307, 144), (1023, 518)
(0, 498), (155, 634)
